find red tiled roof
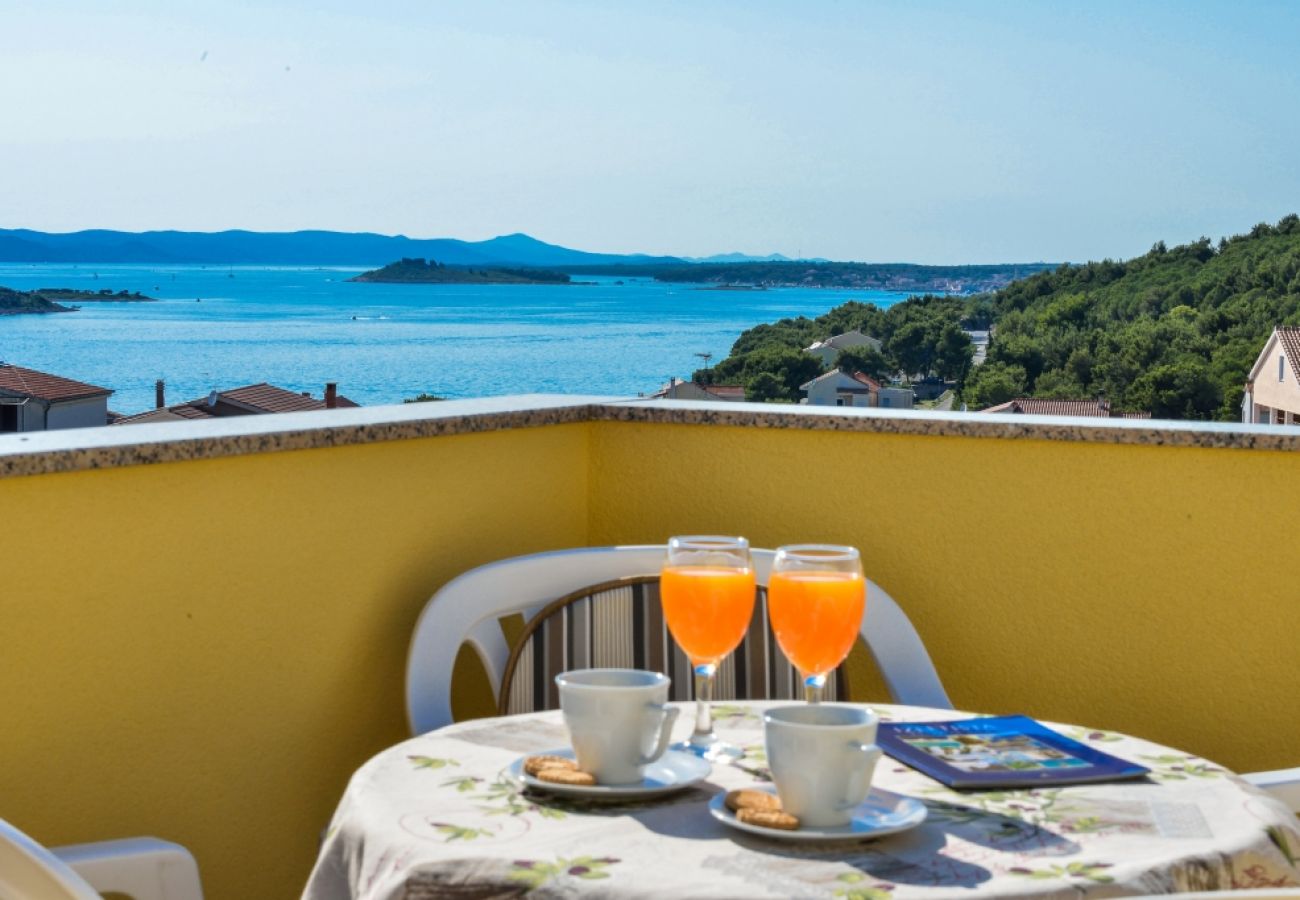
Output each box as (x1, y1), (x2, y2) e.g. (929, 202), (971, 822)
(112, 405), (219, 426)
(980, 398), (1150, 419)
(849, 371), (882, 390)
(1276, 326), (1300, 383)
(703, 385), (746, 400)
(214, 383), (358, 413)
(0, 363), (112, 402)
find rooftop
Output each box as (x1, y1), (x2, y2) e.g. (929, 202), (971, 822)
(0, 362), (113, 402)
(980, 397), (1151, 419)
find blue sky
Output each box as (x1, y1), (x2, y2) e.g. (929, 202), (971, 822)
(3, 1), (1298, 263)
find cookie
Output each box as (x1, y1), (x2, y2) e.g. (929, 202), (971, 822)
(724, 789), (782, 813)
(535, 767), (597, 786)
(738, 806), (795, 827)
(523, 755), (578, 777)
(737, 807), (800, 831)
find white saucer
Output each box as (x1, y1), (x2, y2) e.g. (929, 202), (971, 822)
(507, 748), (711, 800)
(709, 785), (927, 842)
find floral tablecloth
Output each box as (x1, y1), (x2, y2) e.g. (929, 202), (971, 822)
(303, 703), (1300, 899)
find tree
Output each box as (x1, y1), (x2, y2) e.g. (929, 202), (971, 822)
(962, 362), (1028, 409)
(744, 372), (785, 402)
(404, 393), (445, 403)
(934, 323), (974, 383)
(834, 345), (891, 382)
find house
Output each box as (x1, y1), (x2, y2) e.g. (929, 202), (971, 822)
(800, 369), (915, 409)
(0, 362), (113, 432)
(114, 381), (358, 425)
(979, 398), (1150, 419)
(650, 379), (747, 402)
(803, 330), (883, 367)
(1241, 326), (1300, 424)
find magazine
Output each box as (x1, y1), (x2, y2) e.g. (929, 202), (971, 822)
(877, 715), (1150, 789)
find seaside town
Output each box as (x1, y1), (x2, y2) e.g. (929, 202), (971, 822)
(10, 322), (1300, 432)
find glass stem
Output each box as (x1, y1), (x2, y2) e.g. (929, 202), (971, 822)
(691, 663), (716, 745)
(804, 672), (827, 704)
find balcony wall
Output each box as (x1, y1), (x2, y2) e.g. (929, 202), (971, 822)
(1, 396), (1298, 900)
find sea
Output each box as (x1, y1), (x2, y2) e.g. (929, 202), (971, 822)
(0, 264), (911, 415)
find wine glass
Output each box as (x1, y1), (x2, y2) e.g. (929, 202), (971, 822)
(660, 535), (756, 759)
(768, 544), (865, 704)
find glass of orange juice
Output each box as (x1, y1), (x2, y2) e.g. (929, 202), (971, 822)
(661, 535), (756, 759)
(768, 545), (865, 704)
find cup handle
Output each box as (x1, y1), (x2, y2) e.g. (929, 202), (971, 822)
(837, 741), (883, 811)
(639, 703), (681, 765)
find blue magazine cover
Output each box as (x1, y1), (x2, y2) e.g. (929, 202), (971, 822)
(877, 715), (1150, 789)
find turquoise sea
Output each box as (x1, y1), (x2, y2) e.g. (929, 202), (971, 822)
(0, 264), (911, 415)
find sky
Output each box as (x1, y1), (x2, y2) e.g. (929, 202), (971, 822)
(3, 0), (1299, 264)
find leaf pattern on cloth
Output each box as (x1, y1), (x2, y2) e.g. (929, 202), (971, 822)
(1139, 754), (1226, 781)
(429, 822), (495, 842)
(508, 856), (620, 890)
(1008, 861), (1115, 883)
(834, 872), (897, 900)
(408, 755), (460, 771)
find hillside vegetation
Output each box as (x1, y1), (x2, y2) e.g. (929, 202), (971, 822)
(701, 215), (1300, 417)
(697, 294), (973, 402)
(963, 214), (1300, 419)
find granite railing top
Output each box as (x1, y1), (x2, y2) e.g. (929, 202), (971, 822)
(3, 394), (1299, 478)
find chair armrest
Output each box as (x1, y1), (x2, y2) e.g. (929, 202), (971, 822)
(1244, 767), (1300, 813)
(52, 837), (204, 900)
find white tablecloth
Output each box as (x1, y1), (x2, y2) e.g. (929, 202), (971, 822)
(304, 703), (1300, 899)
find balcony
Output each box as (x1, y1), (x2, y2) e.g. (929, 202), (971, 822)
(2, 396), (1297, 899)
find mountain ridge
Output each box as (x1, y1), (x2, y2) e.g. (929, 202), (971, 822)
(0, 228), (687, 268)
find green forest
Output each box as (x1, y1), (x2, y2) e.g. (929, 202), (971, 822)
(695, 294), (974, 402)
(962, 214), (1300, 419)
(705, 215), (1300, 418)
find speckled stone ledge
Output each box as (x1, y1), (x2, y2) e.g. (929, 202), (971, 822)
(2, 393), (1299, 480)
(599, 398), (1300, 452)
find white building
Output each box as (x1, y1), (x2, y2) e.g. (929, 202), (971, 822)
(800, 370), (914, 409)
(804, 330), (883, 367)
(0, 363), (113, 432)
(1242, 326), (1300, 424)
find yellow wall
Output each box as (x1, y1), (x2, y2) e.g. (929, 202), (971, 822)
(588, 421), (1300, 773)
(0, 424), (589, 900)
(3, 414), (1300, 899)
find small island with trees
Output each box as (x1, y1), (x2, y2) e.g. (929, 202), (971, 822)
(350, 257), (571, 285)
(0, 286), (157, 315)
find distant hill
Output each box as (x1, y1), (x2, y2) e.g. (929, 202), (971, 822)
(0, 229), (687, 268)
(349, 258), (571, 285)
(962, 214), (1300, 419)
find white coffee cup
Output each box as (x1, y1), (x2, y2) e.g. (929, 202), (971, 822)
(764, 704), (883, 827)
(555, 669), (681, 785)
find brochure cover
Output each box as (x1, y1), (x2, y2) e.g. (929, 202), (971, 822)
(877, 715), (1150, 789)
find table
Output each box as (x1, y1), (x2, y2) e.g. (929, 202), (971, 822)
(303, 703), (1300, 899)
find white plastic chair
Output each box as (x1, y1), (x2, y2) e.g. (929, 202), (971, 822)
(406, 545), (952, 735)
(0, 818), (203, 900)
(1244, 767), (1300, 813)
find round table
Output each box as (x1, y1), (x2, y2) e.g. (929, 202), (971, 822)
(303, 703), (1300, 899)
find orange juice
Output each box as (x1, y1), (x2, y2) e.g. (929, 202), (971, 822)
(660, 566), (757, 666)
(767, 570), (865, 676)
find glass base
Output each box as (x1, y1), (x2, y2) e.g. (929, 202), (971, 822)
(672, 736), (745, 761)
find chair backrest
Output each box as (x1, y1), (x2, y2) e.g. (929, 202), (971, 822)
(496, 575), (847, 716)
(0, 818), (102, 900)
(406, 545), (952, 735)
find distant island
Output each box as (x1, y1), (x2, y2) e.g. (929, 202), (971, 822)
(349, 258), (571, 285)
(568, 261), (1055, 294)
(0, 286), (157, 315)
